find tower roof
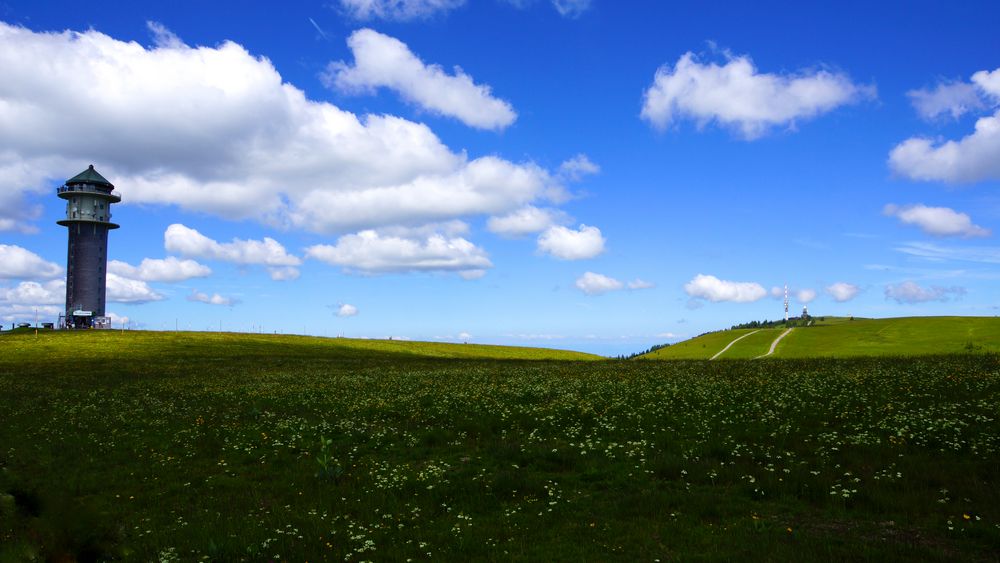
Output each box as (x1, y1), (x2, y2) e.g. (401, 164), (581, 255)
(66, 165), (113, 188)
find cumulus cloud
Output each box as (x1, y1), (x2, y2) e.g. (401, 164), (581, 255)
(684, 274), (766, 303)
(889, 114), (1000, 183)
(187, 290), (238, 306)
(1, 280), (64, 305)
(108, 256), (212, 283)
(796, 288), (817, 304)
(337, 0), (465, 20)
(487, 206), (568, 237)
(106, 311), (131, 326)
(537, 224), (605, 260)
(106, 273), (164, 304)
(627, 279), (655, 290)
(890, 66), (1000, 183)
(575, 272), (623, 295)
(305, 229), (492, 275)
(884, 281), (965, 304)
(641, 51), (872, 139)
(825, 282), (860, 302)
(0, 22), (564, 235)
(574, 272), (654, 295)
(164, 224), (301, 281)
(0, 245), (63, 279)
(0, 199), (42, 233)
(907, 80), (985, 120)
(325, 29), (516, 130)
(557, 154), (600, 182)
(337, 303), (359, 317)
(883, 204), (990, 238)
(0, 280), (66, 322)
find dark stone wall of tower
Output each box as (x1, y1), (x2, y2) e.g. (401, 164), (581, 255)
(65, 223), (109, 317)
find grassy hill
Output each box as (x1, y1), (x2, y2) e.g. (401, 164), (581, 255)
(643, 316), (1000, 360)
(0, 329), (601, 364)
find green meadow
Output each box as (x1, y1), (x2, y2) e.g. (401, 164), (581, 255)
(1, 330), (999, 561)
(644, 317), (1000, 360)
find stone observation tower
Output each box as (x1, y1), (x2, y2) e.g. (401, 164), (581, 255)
(57, 165), (120, 328)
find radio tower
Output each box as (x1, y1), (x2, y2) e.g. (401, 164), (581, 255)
(783, 284), (789, 322)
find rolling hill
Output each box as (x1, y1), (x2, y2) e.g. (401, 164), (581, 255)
(0, 329), (602, 364)
(642, 316), (1000, 360)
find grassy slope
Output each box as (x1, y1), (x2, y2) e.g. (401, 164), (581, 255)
(776, 316), (1000, 358)
(712, 328), (785, 359)
(640, 328), (757, 359)
(643, 316), (1000, 360)
(0, 329), (601, 363)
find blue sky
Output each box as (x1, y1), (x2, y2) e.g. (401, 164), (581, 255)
(1, 0), (999, 355)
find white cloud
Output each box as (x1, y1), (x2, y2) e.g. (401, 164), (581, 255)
(106, 311), (131, 326)
(1, 280), (64, 305)
(146, 20), (183, 49)
(655, 332), (680, 339)
(972, 68), (1000, 99)
(574, 272), (653, 295)
(0, 304), (60, 323)
(0, 245), (63, 280)
(164, 224), (301, 280)
(575, 272), (623, 295)
(883, 204), (990, 238)
(487, 206), (567, 237)
(267, 266), (301, 281)
(0, 199), (42, 233)
(0, 22), (564, 235)
(0, 280), (66, 322)
(457, 331), (472, 340)
(503, 0), (592, 17)
(106, 272), (164, 304)
(884, 281), (965, 304)
(325, 28), (516, 130)
(305, 230), (492, 274)
(796, 288), (817, 304)
(825, 282), (860, 302)
(551, 0), (592, 18)
(337, 0), (465, 20)
(641, 51), (872, 139)
(889, 112), (1000, 183)
(684, 274), (766, 303)
(187, 290), (238, 306)
(907, 81), (985, 120)
(537, 224), (605, 260)
(769, 286), (784, 299)
(337, 303), (359, 317)
(108, 256), (212, 283)
(458, 269), (487, 280)
(627, 279), (655, 290)
(890, 66), (1000, 183)
(557, 154), (600, 182)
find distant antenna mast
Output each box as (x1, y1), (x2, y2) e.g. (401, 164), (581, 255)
(784, 284), (789, 322)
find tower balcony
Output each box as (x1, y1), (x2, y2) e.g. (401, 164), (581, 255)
(56, 184), (122, 203)
(57, 217), (120, 229)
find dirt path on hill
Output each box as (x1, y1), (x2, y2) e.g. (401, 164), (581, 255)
(756, 328), (794, 359)
(710, 329), (761, 360)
